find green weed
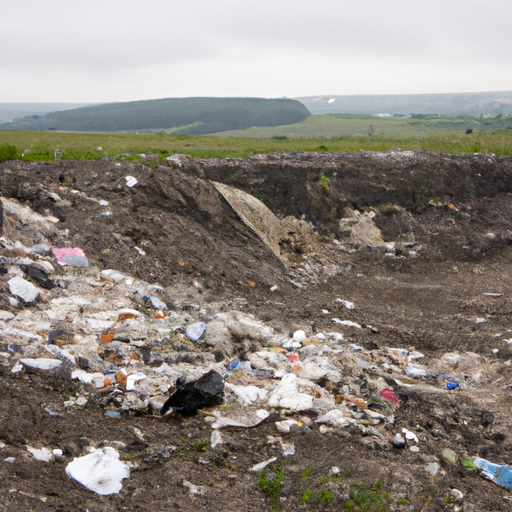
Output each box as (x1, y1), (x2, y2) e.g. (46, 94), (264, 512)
(300, 465), (313, 478)
(188, 440), (209, 452)
(301, 488), (312, 503)
(257, 463), (285, 498)
(0, 143), (17, 162)
(344, 479), (392, 512)
(319, 174), (331, 198)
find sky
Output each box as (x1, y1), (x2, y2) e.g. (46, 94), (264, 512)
(1, 0), (511, 103)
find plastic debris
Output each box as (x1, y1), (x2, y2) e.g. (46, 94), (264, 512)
(52, 247), (89, 268)
(66, 447), (130, 495)
(160, 370), (224, 415)
(249, 457), (277, 473)
(126, 372), (146, 391)
(426, 462), (440, 476)
(292, 330), (307, 343)
(446, 382), (458, 390)
(332, 319), (361, 328)
(125, 176), (138, 187)
(8, 276), (39, 303)
(442, 448), (457, 464)
(26, 446), (54, 462)
(378, 388), (400, 406)
(334, 298), (355, 309)
(185, 322), (207, 342)
(183, 480), (206, 495)
(470, 457), (512, 489)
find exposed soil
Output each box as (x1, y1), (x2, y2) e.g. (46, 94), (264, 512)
(1, 151), (512, 511)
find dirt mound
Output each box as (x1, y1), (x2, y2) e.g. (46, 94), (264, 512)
(2, 151), (512, 511)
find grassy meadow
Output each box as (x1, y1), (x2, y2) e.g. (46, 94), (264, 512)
(0, 114), (511, 161)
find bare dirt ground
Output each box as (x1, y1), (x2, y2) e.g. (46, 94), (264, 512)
(1, 151), (512, 511)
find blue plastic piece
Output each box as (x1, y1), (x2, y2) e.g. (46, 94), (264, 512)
(446, 382), (458, 390)
(472, 457), (512, 489)
(227, 359), (240, 371)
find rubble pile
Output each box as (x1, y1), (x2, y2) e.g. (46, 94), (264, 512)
(2, 151), (512, 510)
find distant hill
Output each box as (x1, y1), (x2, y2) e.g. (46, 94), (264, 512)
(0, 98), (310, 134)
(0, 103), (97, 124)
(296, 91), (512, 117)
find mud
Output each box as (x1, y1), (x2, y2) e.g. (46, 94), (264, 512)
(1, 151), (512, 511)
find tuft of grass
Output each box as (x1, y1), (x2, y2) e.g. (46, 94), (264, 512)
(188, 439), (209, 452)
(0, 143), (17, 162)
(344, 479), (392, 512)
(319, 174), (331, 198)
(257, 463), (285, 498)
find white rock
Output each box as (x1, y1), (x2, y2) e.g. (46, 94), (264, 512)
(0, 311), (15, 321)
(20, 358), (62, 371)
(8, 276), (39, 303)
(66, 447), (130, 495)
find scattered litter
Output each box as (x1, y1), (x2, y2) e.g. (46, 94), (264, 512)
(125, 176), (138, 188)
(470, 457), (512, 489)
(334, 299), (354, 309)
(126, 372), (146, 391)
(426, 462), (440, 476)
(161, 370), (224, 415)
(52, 248), (89, 268)
(66, 447), (130, 495)
(26, 446), (54, 462)
(183, 480), (206, 495)
(332, 319), (361, 328)
(185, 322), (207, 342)
(442, 448), (457, 464)
(249, 457), (277, 473)
(446, 382), (458, 390)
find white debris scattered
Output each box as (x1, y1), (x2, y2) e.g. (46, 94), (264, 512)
(334, 299), (354, 309)
(65, 448), (130, 495)
(249, 457), (277, 473)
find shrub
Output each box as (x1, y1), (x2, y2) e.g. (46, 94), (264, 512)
(0, 143), (17, 162)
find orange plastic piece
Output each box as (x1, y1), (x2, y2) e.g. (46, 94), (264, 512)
(287, 354), (300, 361)
(247, 280), (257, 288)
(293, 365), (302, 370)
(153, 311), (165, 319)
(104, 378), (112, 387)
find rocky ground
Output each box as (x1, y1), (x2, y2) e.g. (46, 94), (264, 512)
(1, 151), (512, 511)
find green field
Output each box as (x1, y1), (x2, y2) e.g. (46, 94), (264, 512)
(1, 114), (511, 161)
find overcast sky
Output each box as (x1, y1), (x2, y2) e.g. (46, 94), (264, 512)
(1, 0), (511, 103)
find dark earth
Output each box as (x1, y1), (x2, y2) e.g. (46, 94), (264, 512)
(2, 150), (512, 511)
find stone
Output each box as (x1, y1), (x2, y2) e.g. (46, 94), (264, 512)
(8, 276), (39, 303)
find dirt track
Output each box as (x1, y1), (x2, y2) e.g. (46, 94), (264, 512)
(2, 151), (512, 511)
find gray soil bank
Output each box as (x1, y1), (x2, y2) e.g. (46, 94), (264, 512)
(1, 151), (512, 511)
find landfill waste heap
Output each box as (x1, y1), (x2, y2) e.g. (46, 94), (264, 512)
(1, 151), (512, 511)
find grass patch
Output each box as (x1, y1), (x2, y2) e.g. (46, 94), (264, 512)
(344, 479), (393, 511)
